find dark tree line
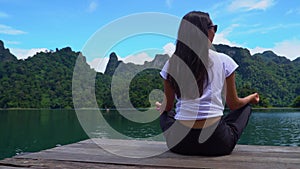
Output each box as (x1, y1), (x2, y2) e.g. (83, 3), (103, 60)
(0, 40), (299, 109)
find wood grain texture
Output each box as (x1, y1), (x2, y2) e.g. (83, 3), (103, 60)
(1, 139), (300, 169)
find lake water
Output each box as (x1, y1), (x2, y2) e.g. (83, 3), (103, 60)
(1, 109), (300, 160)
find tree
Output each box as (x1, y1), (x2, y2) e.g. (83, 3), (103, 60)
(291, 96), (300, 108)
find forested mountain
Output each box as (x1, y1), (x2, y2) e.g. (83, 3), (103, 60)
(0, 43), (80, 108)
(0, 40), (299, 109)
(0, 41), (17, 63)
(214, 44), (300, 107)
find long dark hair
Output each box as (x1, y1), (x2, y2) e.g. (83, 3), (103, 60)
(167, 11), (211, 99)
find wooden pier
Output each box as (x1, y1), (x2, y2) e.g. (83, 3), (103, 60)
(1, 138), (300, 169)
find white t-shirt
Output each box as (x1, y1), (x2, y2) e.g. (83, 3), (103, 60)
(160, 49), (238, 120)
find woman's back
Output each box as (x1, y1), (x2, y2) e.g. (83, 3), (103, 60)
(157, 11), (259, 156)
(160, 49), (238, 120)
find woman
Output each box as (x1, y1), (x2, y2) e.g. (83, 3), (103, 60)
(157, 11), (259, 156)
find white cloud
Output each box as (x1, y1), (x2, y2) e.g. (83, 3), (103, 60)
(87, 0), (98, 12)
(122, 52), (153, 65)
(246, 39), (300, 61)
(271, 39), (300, 60)
(87, 52), (153, 73)
(210, 24), (299, 61)
(87, 57), (110, 73)
(163, 42), (175, 56)
(228, 0), (275, 11)
(248, 46), (270, 55)
(216, 36), (300, 61)
(87, 52), (154, 73)
(0, 24), (27, 35)
(213, 24), (244, 47)
(216, 34), (300, 61)
(10, 48), (48, 60)
(87, 37), (297, 73)
(214, 33), (239, 47)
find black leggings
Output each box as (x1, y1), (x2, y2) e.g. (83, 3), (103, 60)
(160, 104), (252, 156)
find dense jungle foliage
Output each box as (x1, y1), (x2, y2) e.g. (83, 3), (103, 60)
(0, 40), (299, 109)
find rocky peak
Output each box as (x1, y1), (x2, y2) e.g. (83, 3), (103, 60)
(0, 40), (4, 49)
(0, 40), (18, 63)
(260, 51), (290, 64)
(104, 52), (122, 76)
(145, 54), (169, 68)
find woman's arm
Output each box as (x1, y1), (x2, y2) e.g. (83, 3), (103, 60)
(158, 79), (175, 113)
(225, 72), (259, 110)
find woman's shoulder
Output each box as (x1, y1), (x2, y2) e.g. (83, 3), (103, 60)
(209, 49), (230, 58)
(209, 49), (236, 62)
(209, 49), (239, 73)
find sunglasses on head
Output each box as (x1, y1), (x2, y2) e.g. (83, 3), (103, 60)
(208, 25), (218, 33)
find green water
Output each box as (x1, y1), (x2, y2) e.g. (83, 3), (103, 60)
(0, 110), (88, 160)
(1, 109), (300, 160)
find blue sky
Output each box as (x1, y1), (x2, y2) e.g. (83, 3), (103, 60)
(1, 0), (300, 71)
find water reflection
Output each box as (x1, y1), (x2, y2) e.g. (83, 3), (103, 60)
(1, 109), (299, 160)
(0, 110), (88, 160)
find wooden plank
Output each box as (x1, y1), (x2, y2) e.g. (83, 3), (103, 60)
(1, 139), (300, 169)
(0, 158), (178, 169)
(0, 166), (29, 169)
(6, 140), (300, 168)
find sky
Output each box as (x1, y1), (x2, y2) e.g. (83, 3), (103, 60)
(1, 0), (300, 72)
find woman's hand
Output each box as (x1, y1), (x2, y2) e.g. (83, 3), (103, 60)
(226, 73), (260, 110)
(249, 93), (260, 104)
(155, 101), (162, 111)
